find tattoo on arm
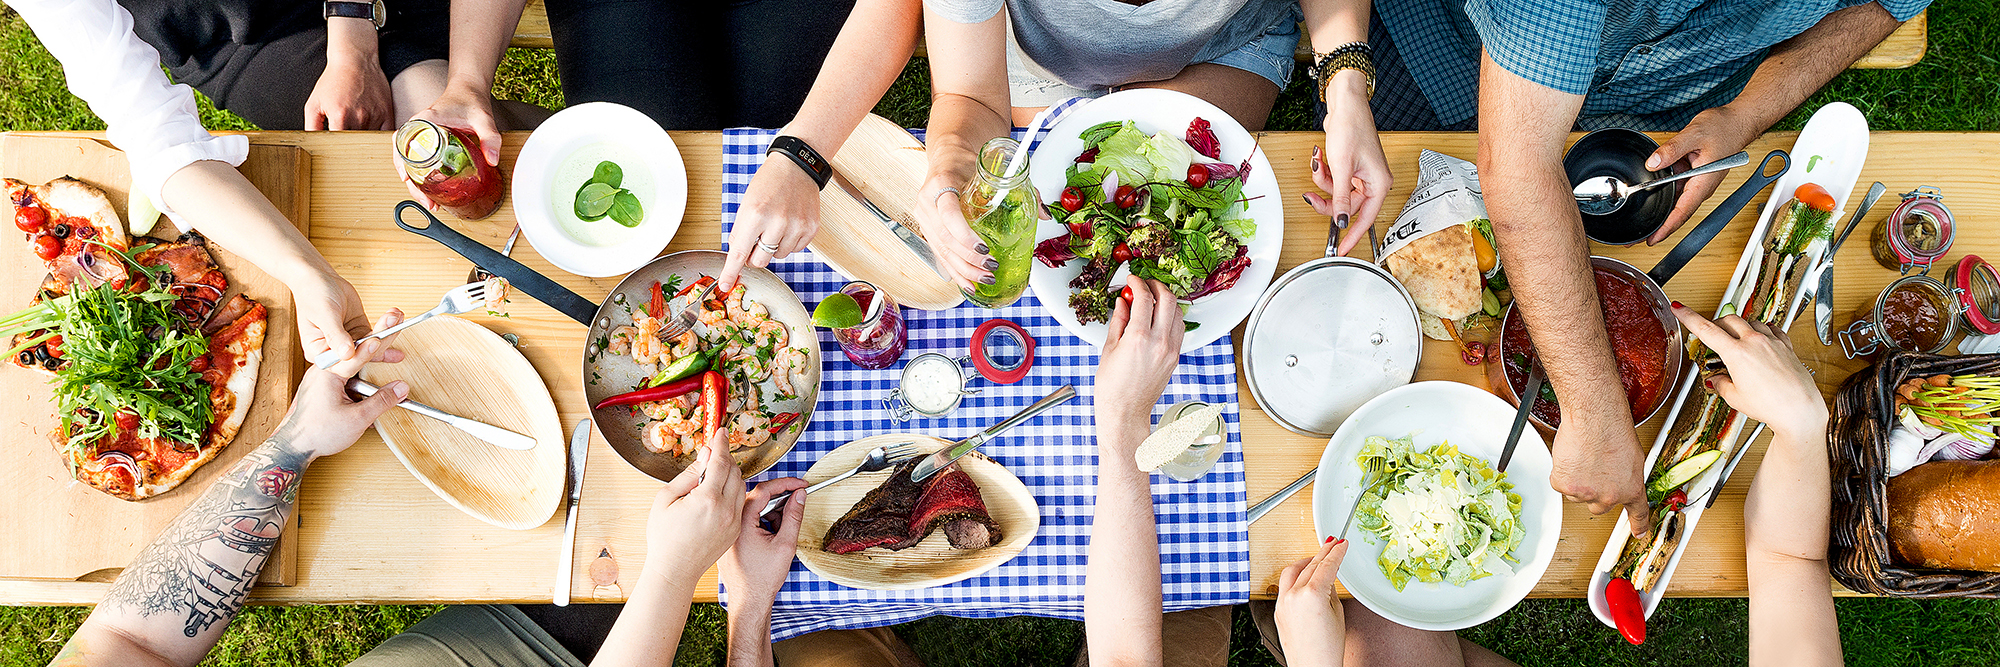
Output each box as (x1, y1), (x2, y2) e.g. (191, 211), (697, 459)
(101, 425), (312, 638)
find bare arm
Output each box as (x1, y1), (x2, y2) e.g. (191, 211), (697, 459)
(1476, 51), (1652, 534)
(405, 0), (530, 171)
(720, 478), (809, 667)
(592, 433), (745, 667)
(1645, 2), (1904, 241)
(914, 4), (1014, 292)
(50, 326), (408, 667)
(1299, 0), (1392, 256)
(1668, 305), (1839, 665)
(1084, 277), (1185, 667)
(719, 0), (923, 288)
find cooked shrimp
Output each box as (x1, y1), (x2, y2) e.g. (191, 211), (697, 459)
(751, 319), (788, 349)
(638, 394), (695, 420)
(629, 316), (667, 365)
(643, 421), (675, 454)
(727, 376), (762, 413)
(667, 330), (698, 361)
(772, 347), (811, 396)
(730, 354), (770, 383)
(607, 326), (637, 356)
(725, 411), (771, 450)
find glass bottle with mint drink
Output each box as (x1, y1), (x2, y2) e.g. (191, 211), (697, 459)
(958, 137), (1039, 309)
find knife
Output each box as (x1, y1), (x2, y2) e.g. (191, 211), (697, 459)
(1815, 182), (1887, 344)
(346, 377), (537, 451)
(394, 201), (599, 325)
(556, 419), (591, 606)
(829, 169), (945, 278)
(910, 384), (1077, 483)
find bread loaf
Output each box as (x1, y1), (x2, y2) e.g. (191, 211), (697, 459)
(1888, 460), (2000, 571)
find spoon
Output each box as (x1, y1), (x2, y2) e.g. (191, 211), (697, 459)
(1573, 151), (1751, 216)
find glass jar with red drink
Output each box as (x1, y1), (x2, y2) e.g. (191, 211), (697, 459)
(832, 281), (906, 369)
(394, 119), (504, 220)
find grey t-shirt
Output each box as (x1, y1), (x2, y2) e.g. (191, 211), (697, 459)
(928, 0), (1297, 90)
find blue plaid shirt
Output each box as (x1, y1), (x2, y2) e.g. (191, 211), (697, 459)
(1377, 0), (1929, 130)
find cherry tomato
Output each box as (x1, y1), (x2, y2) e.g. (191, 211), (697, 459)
(188, 354), (209, 372)
(1060, 187), (1084, 212)
(1185, 165), (1210, 188)
(1794, 182), (1837, 212)
(31, 234), (61, 261)
(1113, 185), (1139, 209)
(1067, 220), (1093, 239)
(114, 410), (139, 431)
(14, 206), (46, 232)
(43, 335), (62, 359)
(1120, 285), (1135, 302)
(1112, 242), (1133, 264)
(1663, 488), (1689, 512)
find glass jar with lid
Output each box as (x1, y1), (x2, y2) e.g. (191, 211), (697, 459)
(958, 137), (1041, 309)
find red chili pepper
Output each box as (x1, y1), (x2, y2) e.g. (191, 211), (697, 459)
(648, 281), (665, 319)
(701, 371), (726, 435)
(1604, 577), (1647, 645)
(1663, 488), (1689, 512)
(592, 374), (704, 410)
(675, 275), (715, 299)
(768, 412), (800, 433)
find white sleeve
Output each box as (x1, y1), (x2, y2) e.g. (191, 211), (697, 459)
(6, 0), (250, 230)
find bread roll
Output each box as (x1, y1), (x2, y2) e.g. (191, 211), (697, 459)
(1888, 460), (2000, 571)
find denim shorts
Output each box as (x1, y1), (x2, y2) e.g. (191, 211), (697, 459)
(1005, 4), (1303, 108)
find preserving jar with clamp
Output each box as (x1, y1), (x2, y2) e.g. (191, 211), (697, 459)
(1839, 274), (1961, 359)
(885, 353), (979, 421)
(1869, 186), (1954, 273)
(1945, 255), (2000, 337)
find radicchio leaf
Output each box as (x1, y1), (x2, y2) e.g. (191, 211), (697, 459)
(1035, 235), (1078, 268)
(1075, 147), (1099, 164)
(1186, 246), (1251, 300)
(1186, 117), (1221, 160)
(1200, 162), (1239, 182)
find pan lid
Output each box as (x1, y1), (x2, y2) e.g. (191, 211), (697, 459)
(1244, 257), (1423, 437)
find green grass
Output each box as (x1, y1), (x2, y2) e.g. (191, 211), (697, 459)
(2, 1), (1998, 664)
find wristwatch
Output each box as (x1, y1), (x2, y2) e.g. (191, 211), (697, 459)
(766, 135), (832, 190)
(324, 0), (387, 30)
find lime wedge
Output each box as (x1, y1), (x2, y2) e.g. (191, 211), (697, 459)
(811, 293), (864, 329)
(402, 124), (441, 162)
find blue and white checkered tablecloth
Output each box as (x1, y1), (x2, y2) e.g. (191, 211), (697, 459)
(720, 127), (1248, 641)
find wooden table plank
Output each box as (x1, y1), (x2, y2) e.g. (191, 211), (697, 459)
(2, 129), (1994, 606)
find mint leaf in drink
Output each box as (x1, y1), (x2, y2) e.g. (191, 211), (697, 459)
(576, 182), (618, 219)
(590, 161), (623, 189)
(609, 189), (645, 227)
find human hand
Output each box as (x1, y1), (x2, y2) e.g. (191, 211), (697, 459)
(304, 53), (394, 131)
(1303, 74), (1392, 257)
(1671, 303), (1827, 439)
(1644, 106), (1760, 245)
(400, 83), (501, 209)
(720, 477), (808, 604)
(913, 173), (994, 292)
(645, 430), (747, 584)
(721, 161), (821, 290)
(276, 309), (407, 459)
(1273, 537), (1350, 667)
(1550, 411), (1653, 536)
(1094, 277), (1184, 450)
(292, 270), (404, 367)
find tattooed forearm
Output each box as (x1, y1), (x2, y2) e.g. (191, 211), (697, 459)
(101, 426), (312, 639)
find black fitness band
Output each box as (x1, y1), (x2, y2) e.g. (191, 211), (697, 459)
(767, 135), (832, 190)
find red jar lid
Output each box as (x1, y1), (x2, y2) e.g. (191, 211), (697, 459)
(971, 319), (1035, 384)
(1952, 255), (2000, 334)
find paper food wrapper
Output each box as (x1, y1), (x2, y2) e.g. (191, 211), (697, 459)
(1378, 150), (1488, 262)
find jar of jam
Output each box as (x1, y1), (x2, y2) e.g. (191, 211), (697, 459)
(1946, 255), (2000, 336)
(1869, 186), (1953, 273)
(1838, 274), (1961, 359)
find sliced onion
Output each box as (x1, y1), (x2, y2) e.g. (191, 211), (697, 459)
(77, 251), (114, 283)
(96, 450), (144, 486)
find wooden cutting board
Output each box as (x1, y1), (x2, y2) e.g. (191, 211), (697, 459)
(360, 316), (565, 531)
(0, 134), (308, 585)
(813, 115), (964, 311)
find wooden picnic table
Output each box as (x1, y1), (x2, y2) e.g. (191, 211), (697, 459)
(1, 129), (1995, 607)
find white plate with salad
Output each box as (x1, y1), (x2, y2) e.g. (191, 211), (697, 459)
(513, 102), (687, 277)
(1026, 89), (1282, 352)
(1311, 381), (1563, 631)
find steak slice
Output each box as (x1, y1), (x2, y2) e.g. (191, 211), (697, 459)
(910, 466), (1002, 549)
(823, 458), (928, 554)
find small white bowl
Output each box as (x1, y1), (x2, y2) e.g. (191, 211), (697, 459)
(512, 102), (687, 277)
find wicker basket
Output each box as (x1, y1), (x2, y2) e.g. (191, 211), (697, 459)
(1829, 351), (2000, 597)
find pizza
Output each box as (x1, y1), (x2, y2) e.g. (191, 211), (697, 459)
(6, 176), (265, 501)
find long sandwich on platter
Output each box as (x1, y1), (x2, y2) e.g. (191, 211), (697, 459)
(3, 177), (265, 501)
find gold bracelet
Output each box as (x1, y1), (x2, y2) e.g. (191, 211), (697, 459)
(1312, 45), (1377, 104)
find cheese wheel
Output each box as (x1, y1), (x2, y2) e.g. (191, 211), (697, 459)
(1888, 460), (2000, 572)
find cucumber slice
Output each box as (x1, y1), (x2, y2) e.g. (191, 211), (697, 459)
(1649, 449), (1723, 495)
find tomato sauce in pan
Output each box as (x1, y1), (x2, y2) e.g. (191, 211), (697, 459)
(1503, 267), (1669, 427)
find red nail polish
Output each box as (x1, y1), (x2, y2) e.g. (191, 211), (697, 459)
(1333, 539), (1346, 547)
(1671, 301), (1684, 309)
(1324, 535), (1335, 544)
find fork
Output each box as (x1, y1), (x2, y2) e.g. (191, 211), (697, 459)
(466, 224), (521, 284)
(310, 280), (493, 369)
(653, 280), (716, 342)
(760, 441), (922, 518)
(1336, 457), (1392, 541)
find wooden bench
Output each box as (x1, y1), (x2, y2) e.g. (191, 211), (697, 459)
(511, 0), (1926, 70)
